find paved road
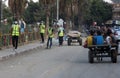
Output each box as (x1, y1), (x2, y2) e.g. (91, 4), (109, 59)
(0, 43), (120, 78)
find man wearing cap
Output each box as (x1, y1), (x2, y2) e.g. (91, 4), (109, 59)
(10, 21), (20, 51)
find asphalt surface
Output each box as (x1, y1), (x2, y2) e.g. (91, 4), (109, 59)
(1, 32), (120, 78)
(0, 42), (120, 78)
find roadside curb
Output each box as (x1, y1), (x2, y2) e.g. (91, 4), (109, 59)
(0, 43), (46, 61)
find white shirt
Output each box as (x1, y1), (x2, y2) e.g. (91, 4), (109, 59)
(106, 36), (111, 44)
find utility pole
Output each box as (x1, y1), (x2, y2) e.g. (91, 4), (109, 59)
(56, 0), (59, 21)
(0, 0), (2, 29)
(0, 0), (1, 48)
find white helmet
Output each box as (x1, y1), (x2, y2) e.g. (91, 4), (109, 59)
(14, 21), (18, 24)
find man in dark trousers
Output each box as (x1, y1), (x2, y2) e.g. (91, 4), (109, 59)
(40, 21), (45, 43)
(46, 24), (54, 49)
(10, 20), (20, 52)
(58, 25), (65, 46)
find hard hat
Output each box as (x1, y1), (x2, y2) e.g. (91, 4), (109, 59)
(14, 21), (18, 24)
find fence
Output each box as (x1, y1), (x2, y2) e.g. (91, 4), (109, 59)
(0, 31), (40, 50)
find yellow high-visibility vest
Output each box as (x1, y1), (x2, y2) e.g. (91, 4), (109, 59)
(40, 24), (45, 33)
(59, 30), (64, 37)
(12, 24), (20, 36)
(48, 28), (54, 38)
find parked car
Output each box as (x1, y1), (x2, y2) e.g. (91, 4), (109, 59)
(67, 30), (82, 46)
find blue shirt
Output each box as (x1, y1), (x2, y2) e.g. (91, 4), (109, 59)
(94, 36), (104, 45)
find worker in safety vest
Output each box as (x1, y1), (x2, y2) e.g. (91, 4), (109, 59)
(46, 24), (54, 49)
(40, 21), (45, 43)
(58, 25), (64, 46)
(10, 21), (20, 51)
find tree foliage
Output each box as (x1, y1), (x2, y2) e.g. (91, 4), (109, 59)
(6, 0), (113, 27)
(23, 1), (43, 24)
(85, 0), (112, 25)
(8, 0), (27, 20)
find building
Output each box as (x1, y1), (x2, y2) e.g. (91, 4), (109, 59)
(112, 3), (120, 20)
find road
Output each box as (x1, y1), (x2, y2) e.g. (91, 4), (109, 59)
(0, 42), (120, 78)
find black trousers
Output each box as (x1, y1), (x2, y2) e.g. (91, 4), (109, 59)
(59, 36), (63, 45)
(47, 37), (52, 48)
(12, 36), (19, 49)
(40, 33), (44, 43)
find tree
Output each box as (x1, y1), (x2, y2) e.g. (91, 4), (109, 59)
(8, 0), (27, 20)
(23, 1), (43, 24)
(78, 0), (91, 28)
(3, 5), (12, 19)
(39, 0), (55, 28)
(88, 0), (112, 25)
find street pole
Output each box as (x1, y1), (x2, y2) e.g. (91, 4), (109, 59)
(56, 0), (59, 21)
(0, 0), (2, 47)
(0, 0), (2, 30)
(0, 0), (2, 35)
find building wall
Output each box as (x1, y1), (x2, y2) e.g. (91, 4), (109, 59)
(112, 3), (120, 20)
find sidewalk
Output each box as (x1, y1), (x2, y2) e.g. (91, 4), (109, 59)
(0, 36), (86, 61)
(0, 41), (46, 61)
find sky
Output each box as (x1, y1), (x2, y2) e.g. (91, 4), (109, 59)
(4, 0), (113, 7)
(104, 0), (113, 3)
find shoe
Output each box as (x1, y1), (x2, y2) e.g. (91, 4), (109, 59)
(40, 42), (44, 44)
(45, 47), (48, 49)
(13, 47), (15, 51)
(49, 46), (51, 49)
(14, 49), (17, 52)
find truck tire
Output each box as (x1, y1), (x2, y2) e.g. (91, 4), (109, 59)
(68, 38), (71, 46)
(79, 38), (82, 46)
(111, 50), (117, 63)
(89, 50), (94, 63)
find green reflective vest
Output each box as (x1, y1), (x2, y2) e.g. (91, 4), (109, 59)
(40, 24), (45, 33)
(59, 30), (64, 37)
(12, 24), (20, 36)
(48, 28), (54, 38)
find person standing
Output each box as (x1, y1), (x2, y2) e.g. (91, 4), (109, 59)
(10, 21), (20, 51)
(20, 18), (26, 33)
(46, 24), (54, 49)
(19, 18), (26, 43)
(40, 21), (45, 43)
(58, 25), (64, 46)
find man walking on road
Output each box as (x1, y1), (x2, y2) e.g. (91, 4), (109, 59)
(40, 21), (45, 43)
(46, 24), (54, 49)
(10, 20), (20, 51)
(58, 25), (65, 46)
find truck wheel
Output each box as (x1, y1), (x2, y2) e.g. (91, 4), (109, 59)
(111, 50), (117, 63)
(89, 50), (94, 63)
(78, 38), (82, 46)
(79, 38), (82, 46)
(68, 38), (71, 46)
